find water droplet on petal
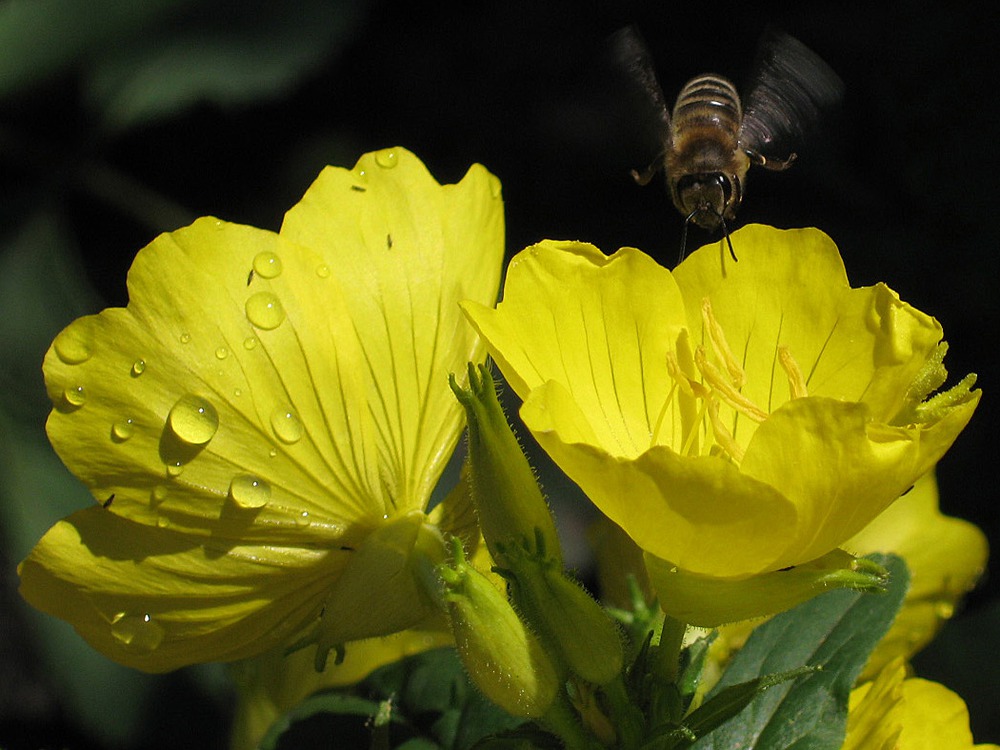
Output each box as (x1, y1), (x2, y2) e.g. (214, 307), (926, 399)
(156, 516), (170, 528)
(168, 394), (219, 445)
(316, 263), (330, 278)
(53, 321), (94, 364)
(270, 407), (303, 444)
(63, 385), (86, 407)
(268, 447), (278, 458)
(243, 335), (258, 350)
(151, 485), (168, 506)
(166, 461), (184, 477)
(234, 388), (242, 397)
(375, 149), (398, 168)
(112, 418), (135, 442)
(179, 332), (192, 345)
(111, 612), (165, 653)
(213, 346), (228, 360)
(245, 292), (286, 330)
(295, 511), (311, 527)
(252, 251), (283, 279)
(131, 359), (147, 377)
(229, 475), (271, 509)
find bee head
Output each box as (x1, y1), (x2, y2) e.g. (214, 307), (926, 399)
(672, 172), (741, 230)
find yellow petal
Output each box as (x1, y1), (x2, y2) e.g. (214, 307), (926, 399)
(18, 506), (344, 672)
(673, 225), (945, 428)
(43, 220), (380, 543)
(519, 379), (797, 577)
(847, 660), (1000, 750)
(281, 147), (504, 510)
(847, 471), (989, 677)
(462, 239), (688, 457)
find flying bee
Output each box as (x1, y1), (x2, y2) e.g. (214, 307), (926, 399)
(612, 26), (843, 262)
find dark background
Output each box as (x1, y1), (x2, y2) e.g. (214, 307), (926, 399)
(1, 0), (997, 747)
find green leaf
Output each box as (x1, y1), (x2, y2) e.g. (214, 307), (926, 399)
(258, 692), (408, 750)
(0, 0), (189, 99)
(691, 554), (909, 750)
(83, 0), (365, 131)
(363, 648), (524, 750)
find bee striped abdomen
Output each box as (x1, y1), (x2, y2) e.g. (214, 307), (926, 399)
(671, 74), (742, 140)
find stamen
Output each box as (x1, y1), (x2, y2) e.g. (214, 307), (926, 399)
(701, 298), (746, 389)
(778, 346), (809, 400)
(695, 347), (768, 422)
(706, 398), (745, 462)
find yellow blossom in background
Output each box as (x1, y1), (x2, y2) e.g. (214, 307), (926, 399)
(846, 470), (989, 679)
(845, 658), (1000, 750)
(463, 225), (979, 625)
(18, 148), (505, 672)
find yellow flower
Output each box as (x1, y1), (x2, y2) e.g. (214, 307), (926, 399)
(19, 147), (505, 672)
(846, 470), (989, 680)
(462, 225), (978, 625)
(845, 658), (1000, 750)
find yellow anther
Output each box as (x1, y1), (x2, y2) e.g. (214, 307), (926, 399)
(694, 347), (768, 423)
(701, 298), (746, 389)
(778, 346), (809, 400)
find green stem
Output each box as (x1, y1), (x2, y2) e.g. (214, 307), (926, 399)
(539, 694), (603, 750)
(655, 616), (686, 684)
(601, 676), (645, 749)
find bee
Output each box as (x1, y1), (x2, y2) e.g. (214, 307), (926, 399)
(612, 26), (843, 262)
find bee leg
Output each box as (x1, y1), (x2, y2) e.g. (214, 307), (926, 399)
(718, 215), (738, 262)
(630, 153), (665, 186)
(748, 149), (797, 171)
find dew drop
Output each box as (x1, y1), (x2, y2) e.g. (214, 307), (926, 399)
(252, 251), (283, 279)
(270, 407), (303, 444)
(53, 321), (94, 364)
(112, 418), (135, 442)
(215, 346), (229, 360)
(111, 612), (165, 652)
(245, 292), (286, 330)
(375, 149), (398, 168)
(166, 461), (184, 477)
(168, 394), (219, 446)
(131, 359), (147, 377)
(316, 263), (330, 278)
(229, 475), (271, 509)
(243, 335), (258, 350)
(295, 510), (311, 528)
(63, 385), (86, 407)
(934, 601), (955, 619)
(151, 485), (168, 506)
(179, 332), (192, 344)
(234, 388), (243, 397)
(156, 515), (170, 528)
(268, 447), (278, 458)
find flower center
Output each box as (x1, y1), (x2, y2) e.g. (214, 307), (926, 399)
(661, 298), (808, 462)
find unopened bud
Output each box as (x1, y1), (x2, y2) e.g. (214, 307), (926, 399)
(449, 363), (562, 566)
(504, 546), (624, 686)
(440, 539), (560, 717)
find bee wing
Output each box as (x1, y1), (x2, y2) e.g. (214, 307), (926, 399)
(739, 28), (843, 158)
(608, 26), (672, 154)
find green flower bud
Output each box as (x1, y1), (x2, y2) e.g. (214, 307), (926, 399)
(449, 363), (562, 566)
(440, 540), (560, 717)
(503, 545), (624, 686)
